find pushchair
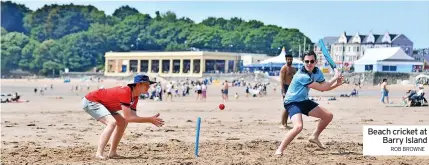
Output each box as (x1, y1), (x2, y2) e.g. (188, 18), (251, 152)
(410, 92), (428, 106)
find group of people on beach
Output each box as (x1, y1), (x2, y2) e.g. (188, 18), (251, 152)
(78, 50), (346, 158)
(146, 80), (209, 102)
(33, 84), (53, 96)
(1, 92), (22, 103)
(380, 78), (427, 106)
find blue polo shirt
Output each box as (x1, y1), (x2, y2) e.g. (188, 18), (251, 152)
(283, 67), (325, 104)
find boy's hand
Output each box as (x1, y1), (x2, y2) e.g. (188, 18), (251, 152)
(150, 113), (164, 127)
(337, 76), (344, 85)
(333, 69), (340, 80)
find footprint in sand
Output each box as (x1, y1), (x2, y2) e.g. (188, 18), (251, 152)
(164, 129), (174, 132)
(361, 119), (374, 122)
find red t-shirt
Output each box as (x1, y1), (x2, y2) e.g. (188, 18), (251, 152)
(85, 86), (139, 112)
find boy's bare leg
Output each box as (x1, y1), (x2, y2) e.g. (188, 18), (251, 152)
(108, 114), (128, 158)
(96, 115), (117, 159)
(275, 113), (303, 155)
(307, 106), (333, 149)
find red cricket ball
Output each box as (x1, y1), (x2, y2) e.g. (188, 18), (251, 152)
(219, 104), (225, 110)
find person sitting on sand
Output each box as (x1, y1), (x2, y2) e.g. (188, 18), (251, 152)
(402, 89), (417, 106)
(275, 51), (343, 156)
(11, 92), (20, 102)
(81, 74), (164, 159)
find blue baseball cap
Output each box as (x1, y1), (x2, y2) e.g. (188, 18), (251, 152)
(128, 74), (156, 85)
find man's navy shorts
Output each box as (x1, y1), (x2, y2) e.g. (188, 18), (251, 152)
(282, 84), (289, 99)
(284, 100), (319, 118)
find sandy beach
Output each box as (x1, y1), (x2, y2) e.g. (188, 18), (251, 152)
(1, 78), (429, 165)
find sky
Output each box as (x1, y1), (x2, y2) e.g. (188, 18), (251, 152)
(8, 0), (429, 48)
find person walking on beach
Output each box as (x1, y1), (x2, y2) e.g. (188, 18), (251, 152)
(201, 83), (207, 101)
(81, 74), (164, 159)
(156, 83), (162, 101)
(279, 54), (296, 129)
(222, 80), (229, 102)
(195, 82), (202, 100)
(166, 82), (173, 101)
(380, 78), (390, 104)
(275, 51), (343, 156)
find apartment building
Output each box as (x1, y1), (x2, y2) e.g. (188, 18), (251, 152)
(314, 31), (413, 69)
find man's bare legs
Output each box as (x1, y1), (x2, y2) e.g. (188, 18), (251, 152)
(307, 106), (333, 148)
(96, 115), (118, 159)
(108, 114), (128, 158)
(279, 110), (290, 129)
(275, 113), (303, 155)
(222, 94), (227, 103)
(275, 106), (333, 155)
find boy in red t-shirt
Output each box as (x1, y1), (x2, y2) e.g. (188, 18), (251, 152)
(81, 74), (163, 159)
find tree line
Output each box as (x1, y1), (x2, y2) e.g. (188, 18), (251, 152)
(1, 1), (313, 75)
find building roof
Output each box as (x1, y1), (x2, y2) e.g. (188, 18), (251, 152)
(105, 51), (268, 58)
(354, 47), (422, 65)
(346, 35), (352, 43)
(331, 32), (404, 44)
(322, 37), (339, 46)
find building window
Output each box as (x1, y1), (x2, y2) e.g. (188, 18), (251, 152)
(151, 60), (159, 73)
(365, 65), (373, 71)
(357, 47), (360, 52)
(183, 60), (190, 73)
(173, 59), (180, 73)
(382, 65), (397, 72)
(162, 60), (171, 73)
(413, 65), (422, 72)
(140, 60), (148, 72)
(129, 60), (138, 72)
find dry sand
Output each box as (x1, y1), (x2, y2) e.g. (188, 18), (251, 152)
(1, 78), (429, 165)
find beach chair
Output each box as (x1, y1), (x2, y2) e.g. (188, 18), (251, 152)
(410, 92), (427, 106)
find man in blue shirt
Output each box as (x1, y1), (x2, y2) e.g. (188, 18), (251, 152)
(275, 51), (343, 156)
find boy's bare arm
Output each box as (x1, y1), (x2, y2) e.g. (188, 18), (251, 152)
(279, 66), (286, 93)
(122, 105), (164, 126)
(326, 76), (344, 91)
